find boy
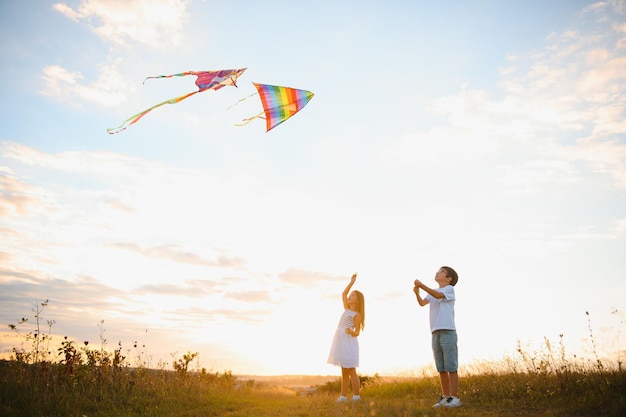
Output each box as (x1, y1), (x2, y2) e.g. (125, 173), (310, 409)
(413, 266), (461, 408)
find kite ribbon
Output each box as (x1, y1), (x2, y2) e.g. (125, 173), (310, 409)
(106, 91), (200, 134)
(227, 92), (258, 111)
(235, 111), (265, 127)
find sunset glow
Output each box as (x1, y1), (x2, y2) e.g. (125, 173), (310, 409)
(1, 0), (625, 376)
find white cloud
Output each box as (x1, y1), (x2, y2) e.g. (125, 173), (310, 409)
(47, 1), (191, 109)
(0, 141), (355, 278)
(39, 63), (131, 107)
(53, 0), (189, 48)
(613, 218), (626, 236)
(386, 0), (626, 192)
(2, 142), (150, 175)
(578, 56), (626, 92)
(571, 136), (626, 187)
(0, 168), (37, 216)
(52, 2), (82, 21)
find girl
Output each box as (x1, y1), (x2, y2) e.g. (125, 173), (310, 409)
(327, 273), (365, 402)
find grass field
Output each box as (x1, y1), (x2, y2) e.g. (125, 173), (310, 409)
(1, 354), (624, 416)
(2, 306), (624, 416)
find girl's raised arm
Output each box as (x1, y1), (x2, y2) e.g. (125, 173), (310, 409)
(342, 273), (357, 309)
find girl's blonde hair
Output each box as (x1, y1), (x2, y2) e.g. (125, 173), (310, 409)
(352, 290), (365, 331)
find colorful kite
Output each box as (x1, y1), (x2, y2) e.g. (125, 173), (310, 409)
(237, 83), (314, 132)
(107, 68), (247, 134)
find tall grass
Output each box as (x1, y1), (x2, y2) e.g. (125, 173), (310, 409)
(1, 303), (624, 416)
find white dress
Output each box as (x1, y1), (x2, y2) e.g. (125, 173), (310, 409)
(327, 309), (359, 368)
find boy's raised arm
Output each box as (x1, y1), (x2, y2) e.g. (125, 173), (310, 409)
(413, 284), (429, 306)
(414, 279), (445, 301)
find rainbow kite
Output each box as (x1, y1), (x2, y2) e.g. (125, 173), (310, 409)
(238, 83), (314, 132)
(107, 68), (247, 134)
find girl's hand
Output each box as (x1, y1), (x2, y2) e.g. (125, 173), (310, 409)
(345, 328), (352, 336)
(351, 273), (357, 283)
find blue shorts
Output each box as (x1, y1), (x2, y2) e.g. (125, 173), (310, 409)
(431, 330), (458, 372)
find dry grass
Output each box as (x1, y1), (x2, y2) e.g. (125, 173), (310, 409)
(1, 356), (624, 417)
(2, 303), (624, 416)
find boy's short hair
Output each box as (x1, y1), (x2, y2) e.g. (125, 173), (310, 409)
(442, 266), (458, 286)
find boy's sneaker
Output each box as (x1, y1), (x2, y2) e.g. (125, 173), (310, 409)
(351, 395), (361, 401)
(335, 396), (347, 403)
(444, 396), (462, 408)
(432, 396), (448, 408)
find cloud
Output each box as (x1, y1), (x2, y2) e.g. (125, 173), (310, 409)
(0, 263), (268, 340)
(278, 268), (340, 285)
(0, 251), (12, 264)
(225, 290), (273, 303)
(39, 63), (130, 107)
(0, 270), (130, 317)
(170, 306), (270, 325)
(613, 218), (626, 236)
(560, 220), (626, 241)
(494, 156), (581, 195)
(1, 142), (344, 338)
(53, 0), (189, 48)
(134, 283), (212, 297)
(570, 136), (626, 187)
(384, 0), (626, 191)
(1, 141), (162, 176)
(581, 0), (624, 18)
(52, 2), (83, 21)
(108, 243), (246, 269)
(46, 1), (191, 109)
(104, 198), (136, 213)
(1, 142), (340, 267)
(0, 168), (37, 216)
(578, 56), (626, 92)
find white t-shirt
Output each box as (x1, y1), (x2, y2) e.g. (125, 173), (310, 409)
(425, 285), (456, 332)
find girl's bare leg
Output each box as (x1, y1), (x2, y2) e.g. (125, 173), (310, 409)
(348, 368), (360, 395)
(341, 368), (350, 396)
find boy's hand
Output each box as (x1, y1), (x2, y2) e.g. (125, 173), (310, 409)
(414, 279), (423, 288)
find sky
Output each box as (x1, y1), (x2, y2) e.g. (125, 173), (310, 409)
(1, 0), (625, 377)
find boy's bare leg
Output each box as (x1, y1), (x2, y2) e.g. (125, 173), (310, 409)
(449, 371), (458, 397)
(439, 372), (451, 396)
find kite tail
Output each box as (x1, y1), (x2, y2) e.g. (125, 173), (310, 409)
(235, 111), (265, 127)
(142, 71), (196, 84)
(226, 92), (258, 111)
(107, 90), (199, 134)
